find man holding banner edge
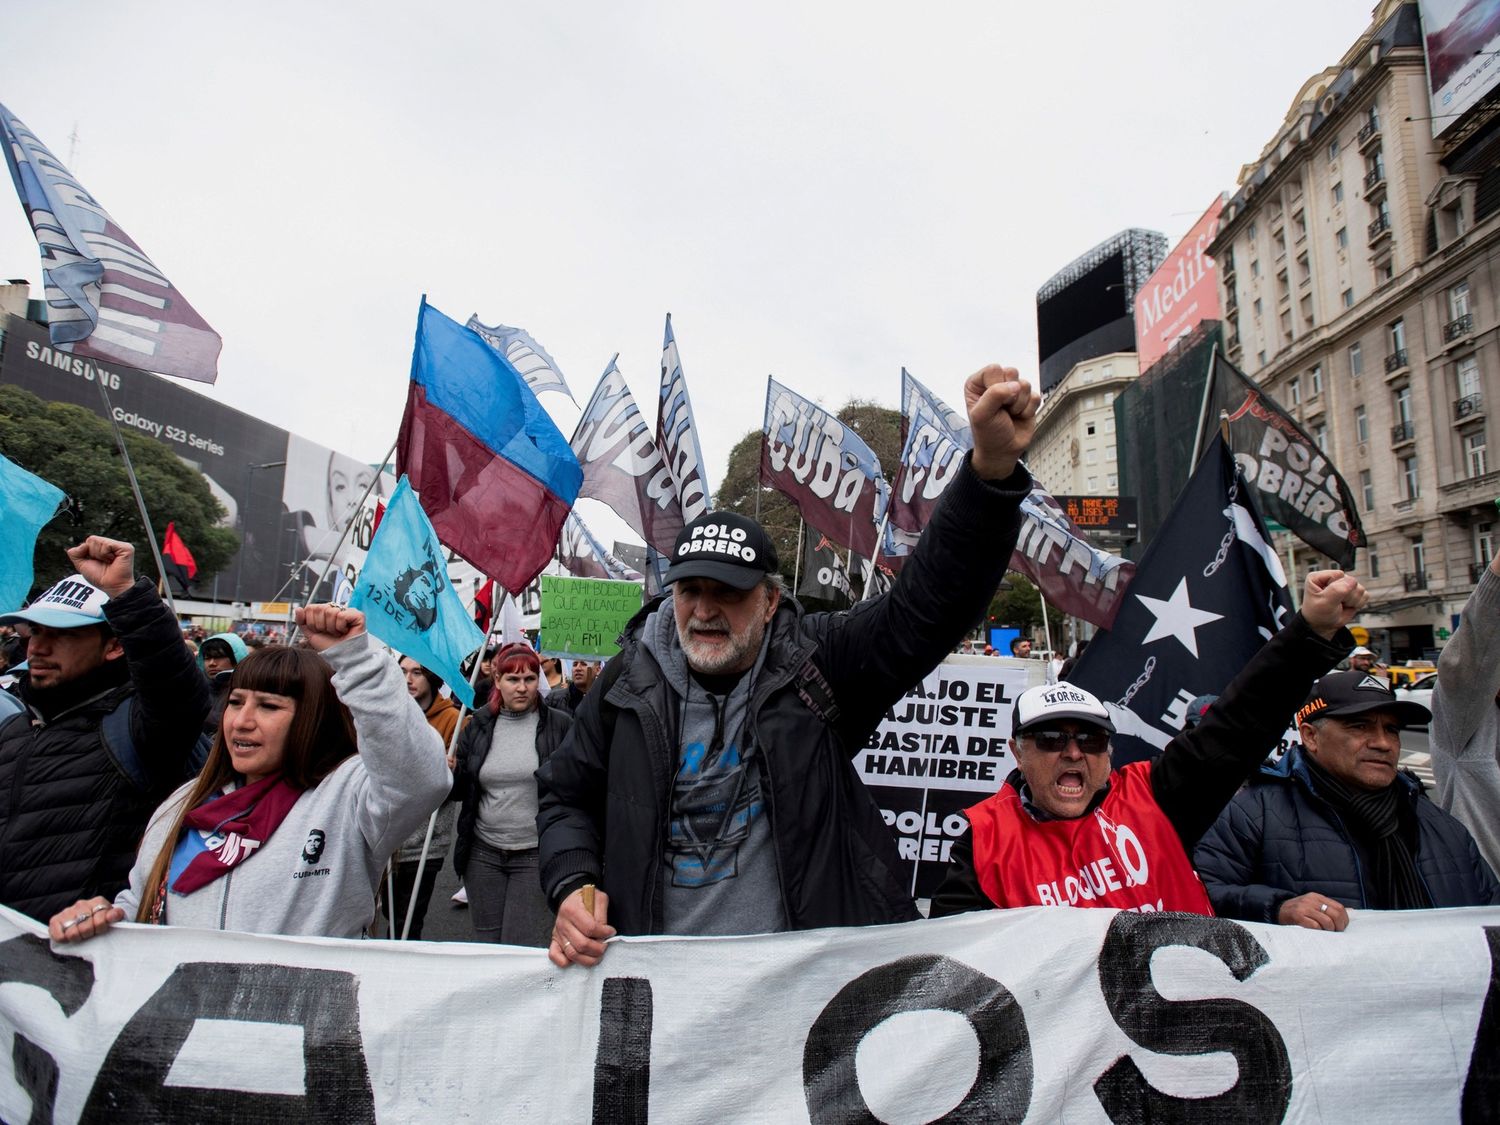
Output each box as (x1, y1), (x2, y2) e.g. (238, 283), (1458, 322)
(539, 365), (1040, 965)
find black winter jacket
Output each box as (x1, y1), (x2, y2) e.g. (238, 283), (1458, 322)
(451, 701), (572, 877)
(1194, 747), (1500, 920)
(0, 578), (211, 921)
(535, 456), (1032, 935)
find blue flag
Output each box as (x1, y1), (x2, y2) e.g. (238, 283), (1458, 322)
(350, 475), (486, 708)
(0, 453), (64, 613)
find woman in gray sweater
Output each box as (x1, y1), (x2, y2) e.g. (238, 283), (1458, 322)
(451, 642), (572, 945)
(47, 605), (450, 942)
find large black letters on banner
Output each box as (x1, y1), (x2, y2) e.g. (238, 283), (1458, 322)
(1094, 913), (1291, 1124)
(1463, 926), (1500, 1124)
(0, 935), (96, 1125)
(80, 961), (374, 1123)
(593, 976), (653, 1125)
(802, 954), (1032, 1123)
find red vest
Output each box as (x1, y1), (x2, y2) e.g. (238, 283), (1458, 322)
(964, 761), (1215, 915)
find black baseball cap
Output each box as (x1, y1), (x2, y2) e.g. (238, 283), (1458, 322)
(1295, 670), (1430, 727)
(662, 512), (778, 590)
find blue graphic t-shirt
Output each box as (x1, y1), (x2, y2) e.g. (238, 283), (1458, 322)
(645, 603), (787, 936)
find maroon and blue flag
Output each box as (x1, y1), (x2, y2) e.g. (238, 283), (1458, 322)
(397, 300), (582, 595)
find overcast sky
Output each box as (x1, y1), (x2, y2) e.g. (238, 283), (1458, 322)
(3, 1), (1377, 528)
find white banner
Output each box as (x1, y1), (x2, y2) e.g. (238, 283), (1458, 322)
(857, 657), (1046, 898)
(856, 658), (1042, 794)
(2, 904), (1496, 1121)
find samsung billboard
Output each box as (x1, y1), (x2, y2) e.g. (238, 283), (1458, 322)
(0, 314), (394, 605)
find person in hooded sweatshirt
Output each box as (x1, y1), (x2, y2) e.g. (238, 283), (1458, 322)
(198, 631), (250, 736)
(47, 603), (450, 942)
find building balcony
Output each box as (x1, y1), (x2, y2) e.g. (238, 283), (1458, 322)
(1403, 571), (1428, 591)
(1391, 421), (1416, 444)
(1455, 392), (1483, 420)
(1368, 213), (1392, 242)
(1473, 562), (1491, 584)
(1384, 348), (1409, 374)
(1358, 120), (1381, 149)
(1439, 467), (1500, 513)
(1364, 167), (1387, 193)
(1443, 312), (1474, 342)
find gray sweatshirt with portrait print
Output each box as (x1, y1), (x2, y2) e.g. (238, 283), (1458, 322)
(114, 630), (451, 938)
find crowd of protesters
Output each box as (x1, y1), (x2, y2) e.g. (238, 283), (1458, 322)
(3, 365), (1494, 964)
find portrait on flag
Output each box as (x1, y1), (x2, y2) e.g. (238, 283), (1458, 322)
(350, 475), (486, 708)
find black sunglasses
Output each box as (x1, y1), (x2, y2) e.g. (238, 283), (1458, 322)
(1021, 728), (1110, 754)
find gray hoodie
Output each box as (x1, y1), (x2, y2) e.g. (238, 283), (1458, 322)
(1431, 563), (1500, 873)
(115, 631), (451, 938)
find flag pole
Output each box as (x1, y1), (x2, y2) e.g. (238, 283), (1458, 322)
(401, 633), (489, 940)
(289, 438), (397, 644)
(307, 437), (397, 604)
(1190, 345), (1222, 466)
(93, 380), (178, 617)
(792, 518), (804, 591)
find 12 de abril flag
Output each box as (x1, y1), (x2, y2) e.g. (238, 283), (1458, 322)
(1069, 434), (1293, 764)
(350, 476), (486, 709)
(397, 299), (582, 595)
(0, 103), (221, 383)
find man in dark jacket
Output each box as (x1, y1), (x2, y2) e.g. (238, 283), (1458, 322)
(538, 365), (1040, 968)
(545, 659), (596, 715)
(1195, 671), (1500, 928)
(0, 537), (211, 921)
(929, 571), (1362, 917)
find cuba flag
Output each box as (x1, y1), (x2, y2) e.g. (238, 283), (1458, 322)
(397, 299), (583, 595)
(350, 476), (486, 709)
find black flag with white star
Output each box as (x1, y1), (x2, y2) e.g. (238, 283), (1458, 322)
(1068, 433), (1294, 764)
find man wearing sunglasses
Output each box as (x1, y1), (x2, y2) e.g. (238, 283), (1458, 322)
(931, 569), (1366, 916)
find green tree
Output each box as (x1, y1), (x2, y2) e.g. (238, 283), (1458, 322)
(987, 575), (1042, 632)
(0, 386), (239, 596)
(715, 398), (911, 608)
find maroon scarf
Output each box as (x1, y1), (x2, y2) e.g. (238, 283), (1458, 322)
(170, 773), (303, 895)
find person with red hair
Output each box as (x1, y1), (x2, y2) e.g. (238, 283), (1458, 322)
(451, 642), (573, 944)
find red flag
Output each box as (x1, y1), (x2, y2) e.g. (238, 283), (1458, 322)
(372, 500), (386, 534)
(162, 521), (198, 579)
(473, 578), (495, 633)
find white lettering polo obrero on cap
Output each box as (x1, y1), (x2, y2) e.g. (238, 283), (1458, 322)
(0, 577), (111, 629)
(662, 512), (779, 591)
